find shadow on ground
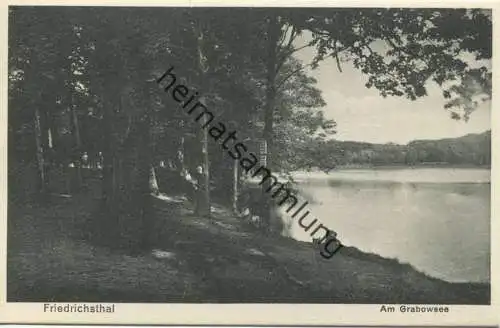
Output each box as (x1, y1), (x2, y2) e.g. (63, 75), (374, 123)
(7, 189), (490, 304)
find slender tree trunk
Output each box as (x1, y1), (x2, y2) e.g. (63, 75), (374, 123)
(138, 118), (155, 249)
(91, 29), (154, 250)
(179, 135), (186, 171)
(100, 115), (152, 250)
(232, 158), (239, 214)
(200, 123), (211, 216)
(178, 134), (191, 198)
(41, 104), (54, 190)
(71, 108), (81, 149)
(71, 106), (83, 190)
(194, 24), (211, 218)
(47, 128), (53, 149)
(261, 15), (280, 230)
(43, 108), (56, 191)
(149, 165), (160, 195)
(101, 105), (111, 201)
(67, 48), (82, 190)
(33, 107), (46, 194)
(193, 119), (211, 217)
(100, 100), (115, 236)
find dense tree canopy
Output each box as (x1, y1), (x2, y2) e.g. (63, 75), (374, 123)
(8, 7), (491, 244)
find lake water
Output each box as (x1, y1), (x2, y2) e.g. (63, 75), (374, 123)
(281, 168), (490, 283)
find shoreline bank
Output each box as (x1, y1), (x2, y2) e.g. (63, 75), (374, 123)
(7, 192), (490, 304)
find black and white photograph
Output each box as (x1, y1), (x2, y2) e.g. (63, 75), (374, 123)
(3, 2), (497, 324)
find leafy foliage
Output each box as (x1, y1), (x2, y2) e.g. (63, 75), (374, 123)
(8, 7), (491, 238)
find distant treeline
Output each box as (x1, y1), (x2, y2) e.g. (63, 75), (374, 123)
(283, 130), (491, 172)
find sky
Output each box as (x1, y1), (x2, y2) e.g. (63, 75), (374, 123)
(294, 35), (491, 144)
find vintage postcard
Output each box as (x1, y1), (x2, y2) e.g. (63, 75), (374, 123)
(0, 0), (498, 326)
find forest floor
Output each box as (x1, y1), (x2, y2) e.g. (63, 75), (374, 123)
(7, 187), (490, 304)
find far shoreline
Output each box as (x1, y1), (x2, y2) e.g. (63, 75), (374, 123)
(288, 163), (492, 173)
(334, 163), (491, 170)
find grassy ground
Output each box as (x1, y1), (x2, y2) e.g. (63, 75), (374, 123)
(7, 187), (490, 304)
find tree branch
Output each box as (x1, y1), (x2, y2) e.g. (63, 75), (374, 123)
(275, 26), (300, 74)
(276, 62), (313, 90)
(280, 41), (315, 62)
(282, 26), (297, 53)
(333, 40), (343, 73)
(277, 25), (291, 50)
(385, 36), (408, 56)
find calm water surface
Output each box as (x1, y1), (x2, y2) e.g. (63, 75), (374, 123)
(283, 168), (490, 283)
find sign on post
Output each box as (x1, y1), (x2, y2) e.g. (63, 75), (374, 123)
(259, 139), (267, 167)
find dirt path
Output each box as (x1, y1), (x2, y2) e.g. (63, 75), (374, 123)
(7, 193), (490, 304)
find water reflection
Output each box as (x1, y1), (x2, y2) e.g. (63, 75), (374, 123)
(283, 168), (490, 283)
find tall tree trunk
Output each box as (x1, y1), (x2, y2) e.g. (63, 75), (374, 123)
(100, 115), (152, 250)
(232, 158), (239, 214)
(101, 105), (115, 209)
(193, 116), (211, 217)
(43, 108), (56, 190)
(71, 106), (83, 190)
(194, 24), (211, 218)
(71, 107), (82, 149)
(47, 128), (53, 149)
(261, 15), (280, 230)
(100, 99), (116, 239)
(91, 27), (154, 250)
(33, 107), (46, 194)
(179, 135), (186, 171)
(67, 47), (82, 190)
(149, 165), (160, 195)
(200, 122), (211, 216)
